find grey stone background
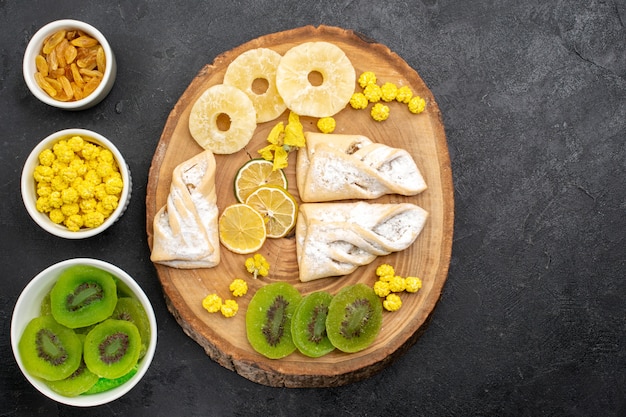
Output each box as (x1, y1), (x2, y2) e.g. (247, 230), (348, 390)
(1, 0), (625, 415)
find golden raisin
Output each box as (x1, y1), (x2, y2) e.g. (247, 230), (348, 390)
(34, 72), (57, 97)
(96, 46), (106, 72)
(35, 55), (48, 76)
(59, 75), (73, 97)
(42, 30), (66, 54)
(44, 76), (62, 92)
(46, 49), (58, 71)
(70, 63), (84, 87)
(64, 45), (77, 64)
(82, 77), (100, 96)
(70, 35), (99, 48)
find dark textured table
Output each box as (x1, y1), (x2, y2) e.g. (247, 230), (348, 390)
(2, 1), (625, 416)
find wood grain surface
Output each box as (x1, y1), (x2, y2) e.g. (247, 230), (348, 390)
(146, 25), (453, 387)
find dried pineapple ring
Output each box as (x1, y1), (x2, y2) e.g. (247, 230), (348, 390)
(276, 41), (355, 118)
(189, 84), (257, 154)
(223, 48), (287, 123)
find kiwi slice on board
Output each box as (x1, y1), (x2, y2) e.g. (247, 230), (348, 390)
(326, 283), (383, 353)
(83, 319), (141, 379)
(246, 282), (302, 359)
(50, 265), (118, 329)
(111, 297), (151, 359)
(18, 315), (82, 381)
(83, 364), (138, 395)
(291, 291), (335, 358)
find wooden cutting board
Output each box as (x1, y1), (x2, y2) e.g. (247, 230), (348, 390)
(146, 25), (453, 388)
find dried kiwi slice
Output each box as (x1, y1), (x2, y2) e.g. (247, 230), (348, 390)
(40, 292), (52, 316)
(83, 319), (141, 379)
(111, 297), (151, 359)
(45, 359), (99, 396)
(246, 282), (302, 359)
(291, 291), (335, 358)
(45, 361), (99, 397)
(83, 364), (138, 395)
(326, 284), (383, 353)
(114, 278), (134, 298)
(43, 334), (99, 396)
(18, 315), (82, 381)
(50, 265), (118, 329)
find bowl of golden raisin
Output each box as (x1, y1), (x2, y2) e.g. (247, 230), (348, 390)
(23, 19), (116, 110)
(21, 128), (131, 239)
(11, 258), (157, 406)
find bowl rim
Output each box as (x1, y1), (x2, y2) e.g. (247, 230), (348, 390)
(23, 19), (115, 110)
(11, 258), (157, 407)
(20, 128), (131, 239)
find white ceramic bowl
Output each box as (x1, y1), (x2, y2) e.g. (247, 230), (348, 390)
(23, 19), (117, 110)
(21, 128), (131, 239)
(11, 258), (157, 407)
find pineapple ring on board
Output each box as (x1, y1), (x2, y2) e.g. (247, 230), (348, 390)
(276, 41), (356, 118)
(189, 84), (257, 154)
(223, 48), (287, 123)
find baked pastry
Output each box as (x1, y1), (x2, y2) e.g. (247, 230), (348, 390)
(296, 132), (427, 202)
(151, 150), (220, 269)
(296, 202), (428, 281)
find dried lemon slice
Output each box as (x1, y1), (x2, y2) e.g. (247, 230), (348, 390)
(223, 48), (287, 123)
(275, 41), (355, 118)
(189, 84), (257, 154)
(245, 185), (298, 238)
(218, 204), (267, 254)
(234, 159), (288, 203)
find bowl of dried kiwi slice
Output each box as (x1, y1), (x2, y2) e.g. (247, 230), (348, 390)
(11, 258), (157, 406)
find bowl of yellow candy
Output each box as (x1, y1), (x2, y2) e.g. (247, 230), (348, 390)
(21, 128), (131, 239)
(23, 19), (117, 110)
(11, 258), (157, 406)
